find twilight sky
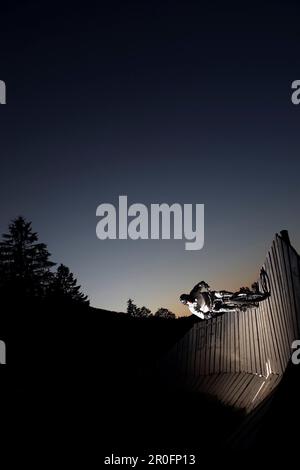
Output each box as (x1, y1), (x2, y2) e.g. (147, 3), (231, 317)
(0, 1), (300, 315)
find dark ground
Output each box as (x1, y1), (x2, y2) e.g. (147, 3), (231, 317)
(1, 305), (300, 462)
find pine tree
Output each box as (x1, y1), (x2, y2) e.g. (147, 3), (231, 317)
(127, 298), (139, 316)
(49, 264), (89, 306)
(0, 216), (55, 299)
(126, 299), (152, 317)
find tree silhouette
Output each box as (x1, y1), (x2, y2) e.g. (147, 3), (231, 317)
(49, 264), (89, 307)
(0, 216), (55, 300)
(154, 308), (176, 319)
(126, 299), (152, 317)
(138, 306), (152, 318)
(127, 298), (139, 316)
(251, 282), (259, 293)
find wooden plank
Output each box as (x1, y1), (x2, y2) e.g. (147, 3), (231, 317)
(266, 250), (288, 372)
(272, 240), (291, 352)
(282, 240), (299, 340)
(275, 237), (294, 348)
(288, 245), (300, 335)
(240, 310), (247, 372)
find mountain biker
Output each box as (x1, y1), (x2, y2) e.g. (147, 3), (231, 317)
(180, 281), (214, 320)
(180, 270), (270, 319)
(180, 281), (240, 319)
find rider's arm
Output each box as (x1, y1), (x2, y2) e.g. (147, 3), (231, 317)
(188, 302), (205, 320)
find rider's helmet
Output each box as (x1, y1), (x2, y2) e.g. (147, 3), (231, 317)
(180, 294), (193, 305)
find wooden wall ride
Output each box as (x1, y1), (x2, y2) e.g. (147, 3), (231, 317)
(163, 232), (300, 412)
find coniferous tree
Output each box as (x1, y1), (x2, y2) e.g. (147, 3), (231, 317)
(49, 264), (89, 306)
(0, 216), (55, 300)
(127, 298), (138, 316)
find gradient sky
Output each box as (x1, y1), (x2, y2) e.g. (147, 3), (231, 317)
(1, 1), (300, 315)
